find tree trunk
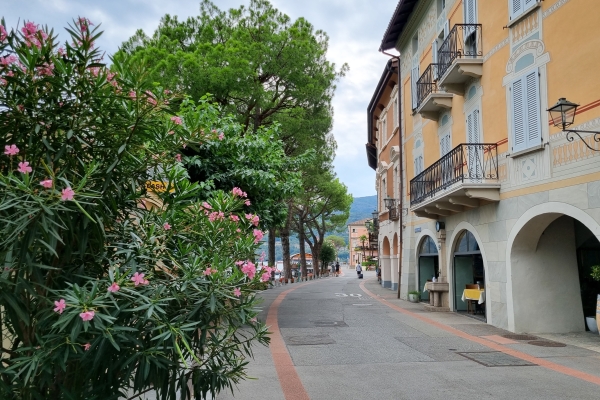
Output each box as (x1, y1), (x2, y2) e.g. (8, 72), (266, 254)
(299, 219), (307, 279)
(281, 203), (293, 280)
(268, 227), (276, 268)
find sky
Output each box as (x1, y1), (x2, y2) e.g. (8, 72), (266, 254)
(3, 0), (399, 198)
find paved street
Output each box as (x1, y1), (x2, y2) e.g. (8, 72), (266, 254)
(218, 270), (600, 400)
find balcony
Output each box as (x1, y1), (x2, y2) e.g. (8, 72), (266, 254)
(410, 143), (500, 219)
(415, 63), (453, 120)
(437, 24), (483, 95)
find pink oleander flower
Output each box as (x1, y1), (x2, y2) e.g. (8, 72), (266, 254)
(131, 272), (148, 286)
(168, 130), (174, 135)
(83, 343), (91, 351)
(145, 90), (157, 105)
(246, 214), (260, 227)
(40, 179), (52, 188)
(235, 261), (245, 266)
(61, 187), (75, 201)
(0, 55), (17, 66)
(203, 268), (213, 276)
(202, 202), (212, 210)
(163, 222), (172, 230)
(77, 17), (94, 32)
(128, 91), (137, 100)
(18, 161), (32, 174)
(79, 310), (95, 321)
(253, 229), (264, 244)
(245, 199), (251, 206)
(261, 272), (271, 282)
(21, 21), (37, 37)
(175, 154), (182, 162)
(170, 116), (182, 125)
(241, 261), (256, 280)
(232, 187), (244, 197)
(0, 78), (6, 86)
(107, 282), (120, 293)
(164, 89), (172, 95)
(0, 25), (6, 42)
(236, 228), (241, 233)
(57, 47), (65, 56)
(230, 215), (240, 222)
(218, 132), (224, 140)
(54, 299), (66, 314)
(233, 287), (241, 297)
(260, 251), (266, 262)
(4, 144), (19, 156)
(250, 317), (257, 323)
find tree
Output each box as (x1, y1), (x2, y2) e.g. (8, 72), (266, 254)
(118, 0), (347, 265)
(0, 20), (270, 399)
(325, 235), (346, 262)
(320, 241), (336, 268)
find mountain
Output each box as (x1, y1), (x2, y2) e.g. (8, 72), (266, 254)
(347, 195), (377, 225)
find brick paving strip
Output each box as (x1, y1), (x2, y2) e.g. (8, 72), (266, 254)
(265, 275), (336, 400)
(359, 278), (600, 386)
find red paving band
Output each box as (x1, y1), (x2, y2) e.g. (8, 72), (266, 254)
(359, 278), (600, 387)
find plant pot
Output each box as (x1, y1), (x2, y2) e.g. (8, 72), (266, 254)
(586, 317), (598, 334)
(408, 293), (419, 303)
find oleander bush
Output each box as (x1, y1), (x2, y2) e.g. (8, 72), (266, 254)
(0, 18), (271, 400)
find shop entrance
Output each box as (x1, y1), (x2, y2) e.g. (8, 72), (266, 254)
(453, 230), (485, 320)
(418, 236), (439, 302)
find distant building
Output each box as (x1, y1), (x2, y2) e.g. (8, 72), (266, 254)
(348, 219), (378, 268)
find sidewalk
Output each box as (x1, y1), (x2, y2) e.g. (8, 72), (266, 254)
(362, 275), (600, 379)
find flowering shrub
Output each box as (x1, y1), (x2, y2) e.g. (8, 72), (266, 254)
(0, 19), (269, 399)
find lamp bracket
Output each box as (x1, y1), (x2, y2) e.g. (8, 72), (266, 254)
(564, 129), (600, 151)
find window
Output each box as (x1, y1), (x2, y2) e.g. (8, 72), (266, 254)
(437, 0), (446, 16)
(510, 69), (541, 153)
(352, 229), (356, 233)
(464, 0), (477, 24)
(411, 35), (419, 110)
(382, 117), (387, 143)
(466, 107), (483, 179)
(414, 155), (424, 176)
(440, 133), (451, 157)
(393, 96), (399, 128)
(509, 0), (538, 21)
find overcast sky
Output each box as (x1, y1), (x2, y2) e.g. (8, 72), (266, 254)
(3, 0), (399, 198)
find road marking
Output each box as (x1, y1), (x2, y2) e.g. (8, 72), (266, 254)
(334, 293), (362, 297)
(359, 279), (600, 387)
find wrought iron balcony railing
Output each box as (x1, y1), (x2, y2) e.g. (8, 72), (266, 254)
(416, 63), (440, 109)
(410, 143), (498, 206)
(437, 24), (483, 80)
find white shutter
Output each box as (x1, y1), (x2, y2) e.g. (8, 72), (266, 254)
(440, 133), (451, 156)
(510, 0), (524, 21)
(511, 77), (526, 152)
(525, 70), (541, 146)
(466, 108), (482, 180)
(464, 0), (477, 24)
(432, 40), (438, 79)
(444, 20), (450, 38)
(524, 0), (537, 8)
(411, 65), (419, 109)
(510, 69), (540, 152)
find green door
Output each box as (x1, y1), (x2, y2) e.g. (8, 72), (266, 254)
(454, 256), (473, 311)
(419, 257), (436, 302)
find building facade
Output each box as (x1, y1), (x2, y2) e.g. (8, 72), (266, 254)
(368, 0), (600, 333)
(348, 219), (379, 269)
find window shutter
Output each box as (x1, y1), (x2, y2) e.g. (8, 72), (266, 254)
(525, 70), (541, 146)
(524, 0), (537, 8)
(440, 133), (451, 156)
(411, 66), (419, 109)
(511, 78), (526, 152)
(510, 0), (524, 21)
(464, 0), (477, 24)
(432, 40), (439, 79)
(444, 20), (450, 38)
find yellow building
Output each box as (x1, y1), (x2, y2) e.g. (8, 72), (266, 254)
(368, 0), (600, 333)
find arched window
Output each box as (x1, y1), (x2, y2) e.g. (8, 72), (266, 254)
(455, 230), (480, 253)
(419, 236), (438, 255)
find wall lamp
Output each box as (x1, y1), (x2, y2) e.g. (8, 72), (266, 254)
(547, 98), (600, 151)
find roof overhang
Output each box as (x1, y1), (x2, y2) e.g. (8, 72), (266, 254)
(379, 0), (419, 51)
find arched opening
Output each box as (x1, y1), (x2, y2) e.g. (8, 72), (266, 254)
(510, 215), (600, 333)
(453, 230), (485, 320)
(418, 236), (438, 303)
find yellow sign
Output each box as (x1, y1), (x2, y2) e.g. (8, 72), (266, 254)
(145, 181), (174, 193)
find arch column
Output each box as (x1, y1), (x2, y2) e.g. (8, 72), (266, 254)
(380, 255), (391, 288)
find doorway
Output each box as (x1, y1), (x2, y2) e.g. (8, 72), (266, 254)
(453, 230), (485, 320)
(418, 236), (439, 302)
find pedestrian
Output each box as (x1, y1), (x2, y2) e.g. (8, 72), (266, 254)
(335, 262), (340, 277)
(356, 263), (362, 277)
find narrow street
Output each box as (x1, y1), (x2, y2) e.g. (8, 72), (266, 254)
(219, 269), (600, 400)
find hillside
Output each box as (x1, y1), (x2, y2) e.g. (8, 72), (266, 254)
(257, 195), (377, 262)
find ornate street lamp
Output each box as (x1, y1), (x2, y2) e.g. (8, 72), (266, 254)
(547, 98), (600, 151)
(383, 196), (397, 210)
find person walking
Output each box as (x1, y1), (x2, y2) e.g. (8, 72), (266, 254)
(356, 263), (362, 277)
(335, 262), (340, 277)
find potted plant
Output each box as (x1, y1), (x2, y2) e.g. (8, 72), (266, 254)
(591, 266), (600, 333)
(408, 291), (420, 303)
